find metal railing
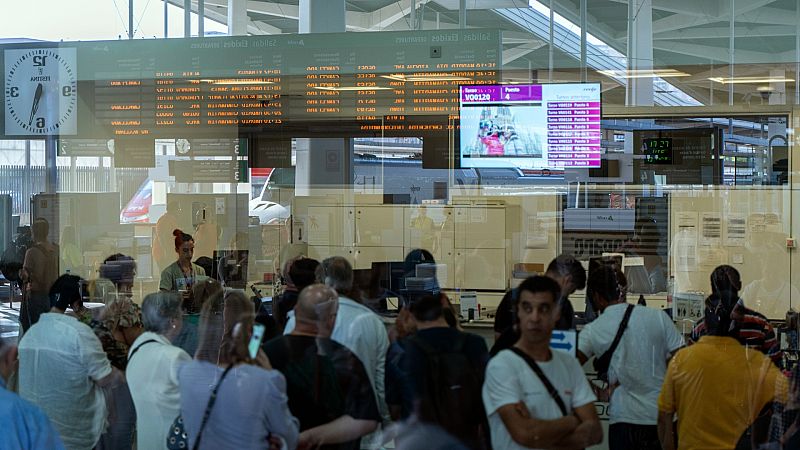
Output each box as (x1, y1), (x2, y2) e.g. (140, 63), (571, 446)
(0, 165), (148, 218)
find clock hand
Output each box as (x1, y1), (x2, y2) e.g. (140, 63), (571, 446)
(28, 83), (43, 126)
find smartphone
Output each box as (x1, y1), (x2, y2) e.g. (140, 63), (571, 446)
(261, 297), (273, 316)
(248, 323), (266, 359)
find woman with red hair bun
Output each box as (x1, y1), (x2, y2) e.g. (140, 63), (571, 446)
(159, 229), (206, 303)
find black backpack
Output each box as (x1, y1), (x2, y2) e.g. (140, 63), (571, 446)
(410, 334), (484, 448)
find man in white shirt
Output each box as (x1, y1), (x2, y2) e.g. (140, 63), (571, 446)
(483, 275), (602, 450)
(577, 264), (684, 450)
(1, 337), (65, 450)
(285, 256), (390, 448)
(18, 275), (123, 450)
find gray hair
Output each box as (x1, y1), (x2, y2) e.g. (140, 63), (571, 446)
(319, 256), (353, 294)
(141, 292), (183, 334)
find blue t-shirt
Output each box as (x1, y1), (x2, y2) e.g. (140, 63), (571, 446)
(0, 379), (65, 450)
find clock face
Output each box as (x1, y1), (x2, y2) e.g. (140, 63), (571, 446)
(4, 48), (78, 136)
(176, 139), (191, 154)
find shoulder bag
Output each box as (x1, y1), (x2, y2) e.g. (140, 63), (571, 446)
(509, 347), (568, 416)
(167, 364), (234, 450)
(592, 304), (634, 382)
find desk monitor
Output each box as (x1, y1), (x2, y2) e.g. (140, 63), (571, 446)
(371, 261), (406, 294)
(212, 249), (249, 289)
(588, 255), (623, 274)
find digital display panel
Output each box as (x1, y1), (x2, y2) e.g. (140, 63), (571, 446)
(643, 137), (673, 164)
(459, 83), (601, 169)
(1, 30), (500, 139)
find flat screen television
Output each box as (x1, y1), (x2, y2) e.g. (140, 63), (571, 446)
(459, 83), (601, 169)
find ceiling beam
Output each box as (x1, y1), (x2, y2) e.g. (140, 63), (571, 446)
(652, 5), (795, 34)
(607, 0), (719, 18)
(432, 0), (519, 9)
(200, 5), (275, 34)
(651, 14), (724, 35)
(654, 41), (778, 64)
(545, 0), (623, 49)
(718, 0), (780, 17)
(653, 25), (795, 40)
(358, 0), (415, 31)
(249, 19), (283, 35)
(733, 7), (798, 26)
(503, 41), (548, 64)
(503, 31), (546, 45)
(246, 1), (299, 20)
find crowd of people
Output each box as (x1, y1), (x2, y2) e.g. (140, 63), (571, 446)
(1, 218), (799, 449)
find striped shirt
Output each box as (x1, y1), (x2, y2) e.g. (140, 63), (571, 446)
(690, 306), (783, 368)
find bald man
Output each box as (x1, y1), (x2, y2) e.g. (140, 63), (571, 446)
(263, 284), (380, 450)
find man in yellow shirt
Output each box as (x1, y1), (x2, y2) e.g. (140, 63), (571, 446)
(657, 265), (788, 450)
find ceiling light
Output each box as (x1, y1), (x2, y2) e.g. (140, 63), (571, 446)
(312, 86), (392, 91)
(596, 69), (690, 79)
(200, 79), (274, 85)
(708, 76), (794, 84)
(381, 73), (473, 82)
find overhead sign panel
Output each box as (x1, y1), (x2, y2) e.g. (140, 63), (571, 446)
(1, 30), (500, 139)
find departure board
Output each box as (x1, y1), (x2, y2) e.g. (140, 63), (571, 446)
(1, 30), (500, 139)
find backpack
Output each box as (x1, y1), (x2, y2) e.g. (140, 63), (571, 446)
(410, 333), (484, 447)
(29, 242), (60, 292)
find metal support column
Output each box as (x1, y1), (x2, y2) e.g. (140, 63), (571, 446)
(228, 0), (248, 36)
(198, 0), (204, 37)
(45, 138), (57, 194)
(129, 0), (134, 38)
(548, 0), (554, 82)
(184, 0), (191, 37)
(728, 0), (734, 106)
(459, 0), (466, 29)
(626, 0), (654, 106)
(410, 0), (416, 31)
(296, 1), (352, 198)
(163, 0), (168, 37)
(580, 0), (587, 82)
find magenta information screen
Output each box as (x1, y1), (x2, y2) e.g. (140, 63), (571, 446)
(459, 83), (601, 169)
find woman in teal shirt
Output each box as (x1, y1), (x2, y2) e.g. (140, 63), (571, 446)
(159, 229), (206, 294)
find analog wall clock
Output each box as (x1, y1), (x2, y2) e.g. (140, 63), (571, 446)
(4, 47), (78, 136)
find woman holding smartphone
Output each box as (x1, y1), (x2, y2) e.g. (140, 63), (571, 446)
(178, 289), (299, 450)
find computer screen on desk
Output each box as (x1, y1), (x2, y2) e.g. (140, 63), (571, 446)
(212, 250), (249, 289)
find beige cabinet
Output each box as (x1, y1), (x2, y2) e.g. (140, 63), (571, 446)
(454, 248), (507, 290)
(355, 206), (404, 247)
(404, 206), (454, 288)
(308, 245), (355, 266)
(307, 206), (355, 247)
(304, 203), (507, 292)
(354, 246), (405, 270)
(451, 206), (506, 290)
(454, 206), (506, 249)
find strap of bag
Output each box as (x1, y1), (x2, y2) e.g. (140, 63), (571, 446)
(509, 347), (568, 416)
(409, 333), (466, 354)
(597, 304), (634, 367)
(127, 339), (158, 361)
(193, 365), (234, 450)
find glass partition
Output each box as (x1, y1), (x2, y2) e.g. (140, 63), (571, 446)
(4, 2), (800, 450)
